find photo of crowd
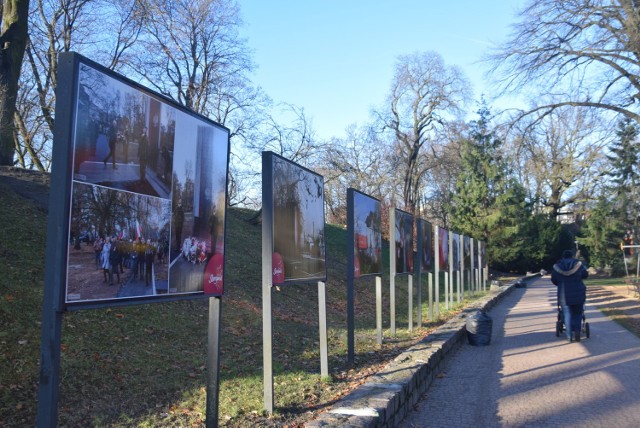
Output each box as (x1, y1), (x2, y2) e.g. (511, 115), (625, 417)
(63, 59), (230, 305)
(66, 183), (171, 302)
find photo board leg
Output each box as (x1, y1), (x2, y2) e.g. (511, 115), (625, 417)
(318, 281), (328, 378)
(408, 275), (413, 331)
(376, 276), (383, 345)
(206, 297), (222, 428)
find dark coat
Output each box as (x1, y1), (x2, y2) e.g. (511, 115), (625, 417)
(551, 257), (588, 306)
(109, 242), (122, 265)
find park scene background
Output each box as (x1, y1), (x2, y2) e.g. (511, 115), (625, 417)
(3, 0), (640, 426)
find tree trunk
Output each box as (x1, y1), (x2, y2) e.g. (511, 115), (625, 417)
(0, 0), (29, 166)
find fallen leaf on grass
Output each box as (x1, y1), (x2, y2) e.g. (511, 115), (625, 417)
(4, 295), (14, 303)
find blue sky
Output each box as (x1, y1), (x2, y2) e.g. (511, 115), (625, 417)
(239, 1), (526, 141)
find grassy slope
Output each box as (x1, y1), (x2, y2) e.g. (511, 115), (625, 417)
(0, 181), (477, 427)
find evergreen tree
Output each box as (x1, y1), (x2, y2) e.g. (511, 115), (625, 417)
(581, 194), (624, 274)
(519, 213), (573, 271)
(607, 118), (640, 230)
(581, 118), (640, 273)
(450, 103), (530, 271)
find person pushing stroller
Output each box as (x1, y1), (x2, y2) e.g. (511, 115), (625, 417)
(551, 249), (588, 342)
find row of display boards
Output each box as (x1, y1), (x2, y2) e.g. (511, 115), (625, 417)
(346, 189), (489, 367)
(37, 52), (488, 426)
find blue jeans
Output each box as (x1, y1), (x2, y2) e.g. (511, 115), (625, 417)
(562, 304), (583, 338)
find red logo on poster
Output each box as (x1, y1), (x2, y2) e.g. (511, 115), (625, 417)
(356, 233), (368, 249)
(204, 253), (224, 295)
(354, 255), (360, 278)
(273, 252), (285, 285)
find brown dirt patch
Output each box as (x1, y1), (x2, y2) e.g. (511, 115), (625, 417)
(67, 244), (126, 300)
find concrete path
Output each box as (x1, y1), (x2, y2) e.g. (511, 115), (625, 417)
(400, 276), (640, 427)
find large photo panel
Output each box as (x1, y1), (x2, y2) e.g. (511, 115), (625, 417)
(451, 232), (460, 270)
(418, 219), (434, 273)
(395, 209), (414, 274)
(351, 190), (382, 278)
(64, 54), (229, 307)
(267, 152), (327, 284)
(438, 227), (449, 271)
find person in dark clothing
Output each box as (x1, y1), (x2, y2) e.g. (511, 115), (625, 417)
(138, 127), (149, 181)
(551, 249), (588, 342)
(109, 239), (122, 285)
(103, 120), (118, 169)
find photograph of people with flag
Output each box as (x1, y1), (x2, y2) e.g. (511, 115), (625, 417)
(61, 54), (230, 307)
(66, 182), (171, 303)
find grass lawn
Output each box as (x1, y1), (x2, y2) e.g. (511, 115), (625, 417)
(0, 178), (495, 427)
(585, 277), (627, 287)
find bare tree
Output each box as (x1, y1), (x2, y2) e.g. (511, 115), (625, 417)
(129, 0), (269, 207)
(510, 106), (608, 218)
(248, 103), (325, 166)
(132, 0), (252, 115)
(318, 124), (391, 224)
(0, 0), (29, 166)
(488, 0), (640, 125)
(378, 51), (471, 218)
(421, 121), (467, 228)
(14, 0), (143, 170)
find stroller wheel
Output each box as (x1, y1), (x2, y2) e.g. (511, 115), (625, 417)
(585, 322), (590, 339)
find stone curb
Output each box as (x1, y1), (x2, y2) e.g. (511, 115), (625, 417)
(306, 276), (536, 428)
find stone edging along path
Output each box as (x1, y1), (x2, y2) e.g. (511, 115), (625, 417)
(306, 276), (535, 428)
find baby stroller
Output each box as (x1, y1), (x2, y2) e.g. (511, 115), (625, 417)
(555, 305), (590, 340)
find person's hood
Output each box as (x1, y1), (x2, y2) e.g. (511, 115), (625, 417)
(553, 258), (582, 276)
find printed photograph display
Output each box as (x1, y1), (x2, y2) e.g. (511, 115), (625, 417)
(270, 153), (326, 284)
(463, 235), (471, 269)
(65, 59), (229, 305)
(418, 219), (434, 272)
(395, 209), (414, 274)
(451, 233), (460, 270)
(438, 227), (449, 270)
(352, 190), (382, 277)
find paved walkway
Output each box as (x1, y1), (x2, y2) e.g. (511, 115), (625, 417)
(400, 276), (640, 427)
